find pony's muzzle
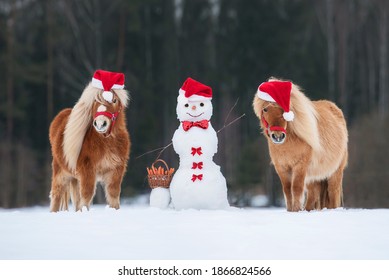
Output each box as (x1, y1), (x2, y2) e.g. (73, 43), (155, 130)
(93, 116), (110, 133)
(270, 131), (286, 144)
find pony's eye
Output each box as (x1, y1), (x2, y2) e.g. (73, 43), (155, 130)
(113, 99), (117, 104)
(200, 103), (204, 107)
(185, 104), (189, 107)
(263, 107), (268, 113)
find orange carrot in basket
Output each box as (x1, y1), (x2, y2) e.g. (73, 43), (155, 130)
(147, 167), (150, 175)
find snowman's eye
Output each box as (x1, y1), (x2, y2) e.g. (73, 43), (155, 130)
(185, 104), (189, 107)
(200, 103), (204, 107)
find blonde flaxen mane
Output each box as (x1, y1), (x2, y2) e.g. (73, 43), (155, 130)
(286, 81), (321, 152)
(63, 83), (129, 172)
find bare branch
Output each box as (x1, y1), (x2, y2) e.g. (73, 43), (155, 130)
(217, 113), (246, 134)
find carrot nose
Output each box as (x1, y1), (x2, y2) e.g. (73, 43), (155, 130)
(192, 105), (196, 110)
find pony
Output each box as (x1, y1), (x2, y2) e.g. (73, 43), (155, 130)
(49, 83), (130, 212)
(253, 78), (348, 212)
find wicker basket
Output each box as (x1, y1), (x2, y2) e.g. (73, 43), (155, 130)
(147, 159), (173, 189)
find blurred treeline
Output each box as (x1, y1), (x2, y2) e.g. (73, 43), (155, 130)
(0, 0), (388, 209)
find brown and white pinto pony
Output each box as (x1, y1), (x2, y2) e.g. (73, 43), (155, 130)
(49, 83), (130, 212)
(253, 78), (348, 212)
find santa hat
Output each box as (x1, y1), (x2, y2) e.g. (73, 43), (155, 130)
(179, 77), (212, 101)
(91, 69), (125, 103)
(256, 80), (294, 121)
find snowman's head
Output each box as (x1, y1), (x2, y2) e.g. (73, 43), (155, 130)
(177, 94), (213, 122)
(176, 77), (214, 122)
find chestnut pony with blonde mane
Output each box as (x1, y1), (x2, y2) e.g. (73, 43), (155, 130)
(49, 83), (130, 212)
(253, 78), (348, 212)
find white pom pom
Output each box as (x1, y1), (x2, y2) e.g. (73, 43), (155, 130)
(102, 91), (113, 102)
(283, 111), (294, 121)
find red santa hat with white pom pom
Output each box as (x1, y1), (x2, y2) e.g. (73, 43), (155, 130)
(256, 80), (295, 121)
(91, 69), (125, 103)
(179, 77), (213, 102)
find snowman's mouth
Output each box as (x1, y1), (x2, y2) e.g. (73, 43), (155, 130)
(187, 112), (204, 118)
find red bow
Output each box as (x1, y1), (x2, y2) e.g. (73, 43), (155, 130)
(192, 162), (203, 169)
(191, 174), (203, 182)
(191, 147), (203, 156)
(182, 120), (209, 131)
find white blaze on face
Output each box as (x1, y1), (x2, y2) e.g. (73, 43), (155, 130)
(97, 105), (107, 112)
(176, 95), (213, 122)
(93, 105), (110, 133)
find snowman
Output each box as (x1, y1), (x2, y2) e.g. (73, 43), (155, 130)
(169, 77), (229, 210)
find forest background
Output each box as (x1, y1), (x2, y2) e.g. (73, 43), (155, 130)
(1, 0), (388, 209)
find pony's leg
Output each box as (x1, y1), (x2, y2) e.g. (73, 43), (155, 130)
(290, 164), (308, 212)
(275, 166), (293, 211)
(327, 156), (346, 209)
(305, 181), (321, 211)
(60, 188), (69, 211)
(103, 168), (124, 209)
(79, 171), (96, 211)
(50, 161), (68, 212)
(69, 178), (81, 211)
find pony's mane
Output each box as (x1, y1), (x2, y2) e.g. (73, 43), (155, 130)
(63, 83), (129, 171)
(286, 80), (321, 151)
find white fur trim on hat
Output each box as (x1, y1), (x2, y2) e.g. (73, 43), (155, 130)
(283, 111), (294, 121)
(179, 88), (185, 95)
(91, 78), (124, 90)
(257, 89), (276, 102)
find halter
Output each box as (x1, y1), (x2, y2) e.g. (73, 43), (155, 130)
(261, 115), (286, 137)
(93, 91), (122, 137)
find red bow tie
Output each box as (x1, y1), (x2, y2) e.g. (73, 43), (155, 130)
(191, 147), (203, 156)
(191, 174), (203, 182)
(182, 120), (209, 131)
(192, 162), (203, 169)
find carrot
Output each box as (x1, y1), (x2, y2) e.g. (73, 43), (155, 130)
(146, 167), (150, 175)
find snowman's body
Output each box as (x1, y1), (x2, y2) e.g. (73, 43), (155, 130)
(169, 81), (229, 210)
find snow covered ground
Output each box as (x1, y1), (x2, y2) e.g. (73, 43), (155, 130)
(1, 204), (388, 260)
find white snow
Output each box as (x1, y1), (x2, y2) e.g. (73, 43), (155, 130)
(1, 205), (388, 260)
(149, 187), (171, 209)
